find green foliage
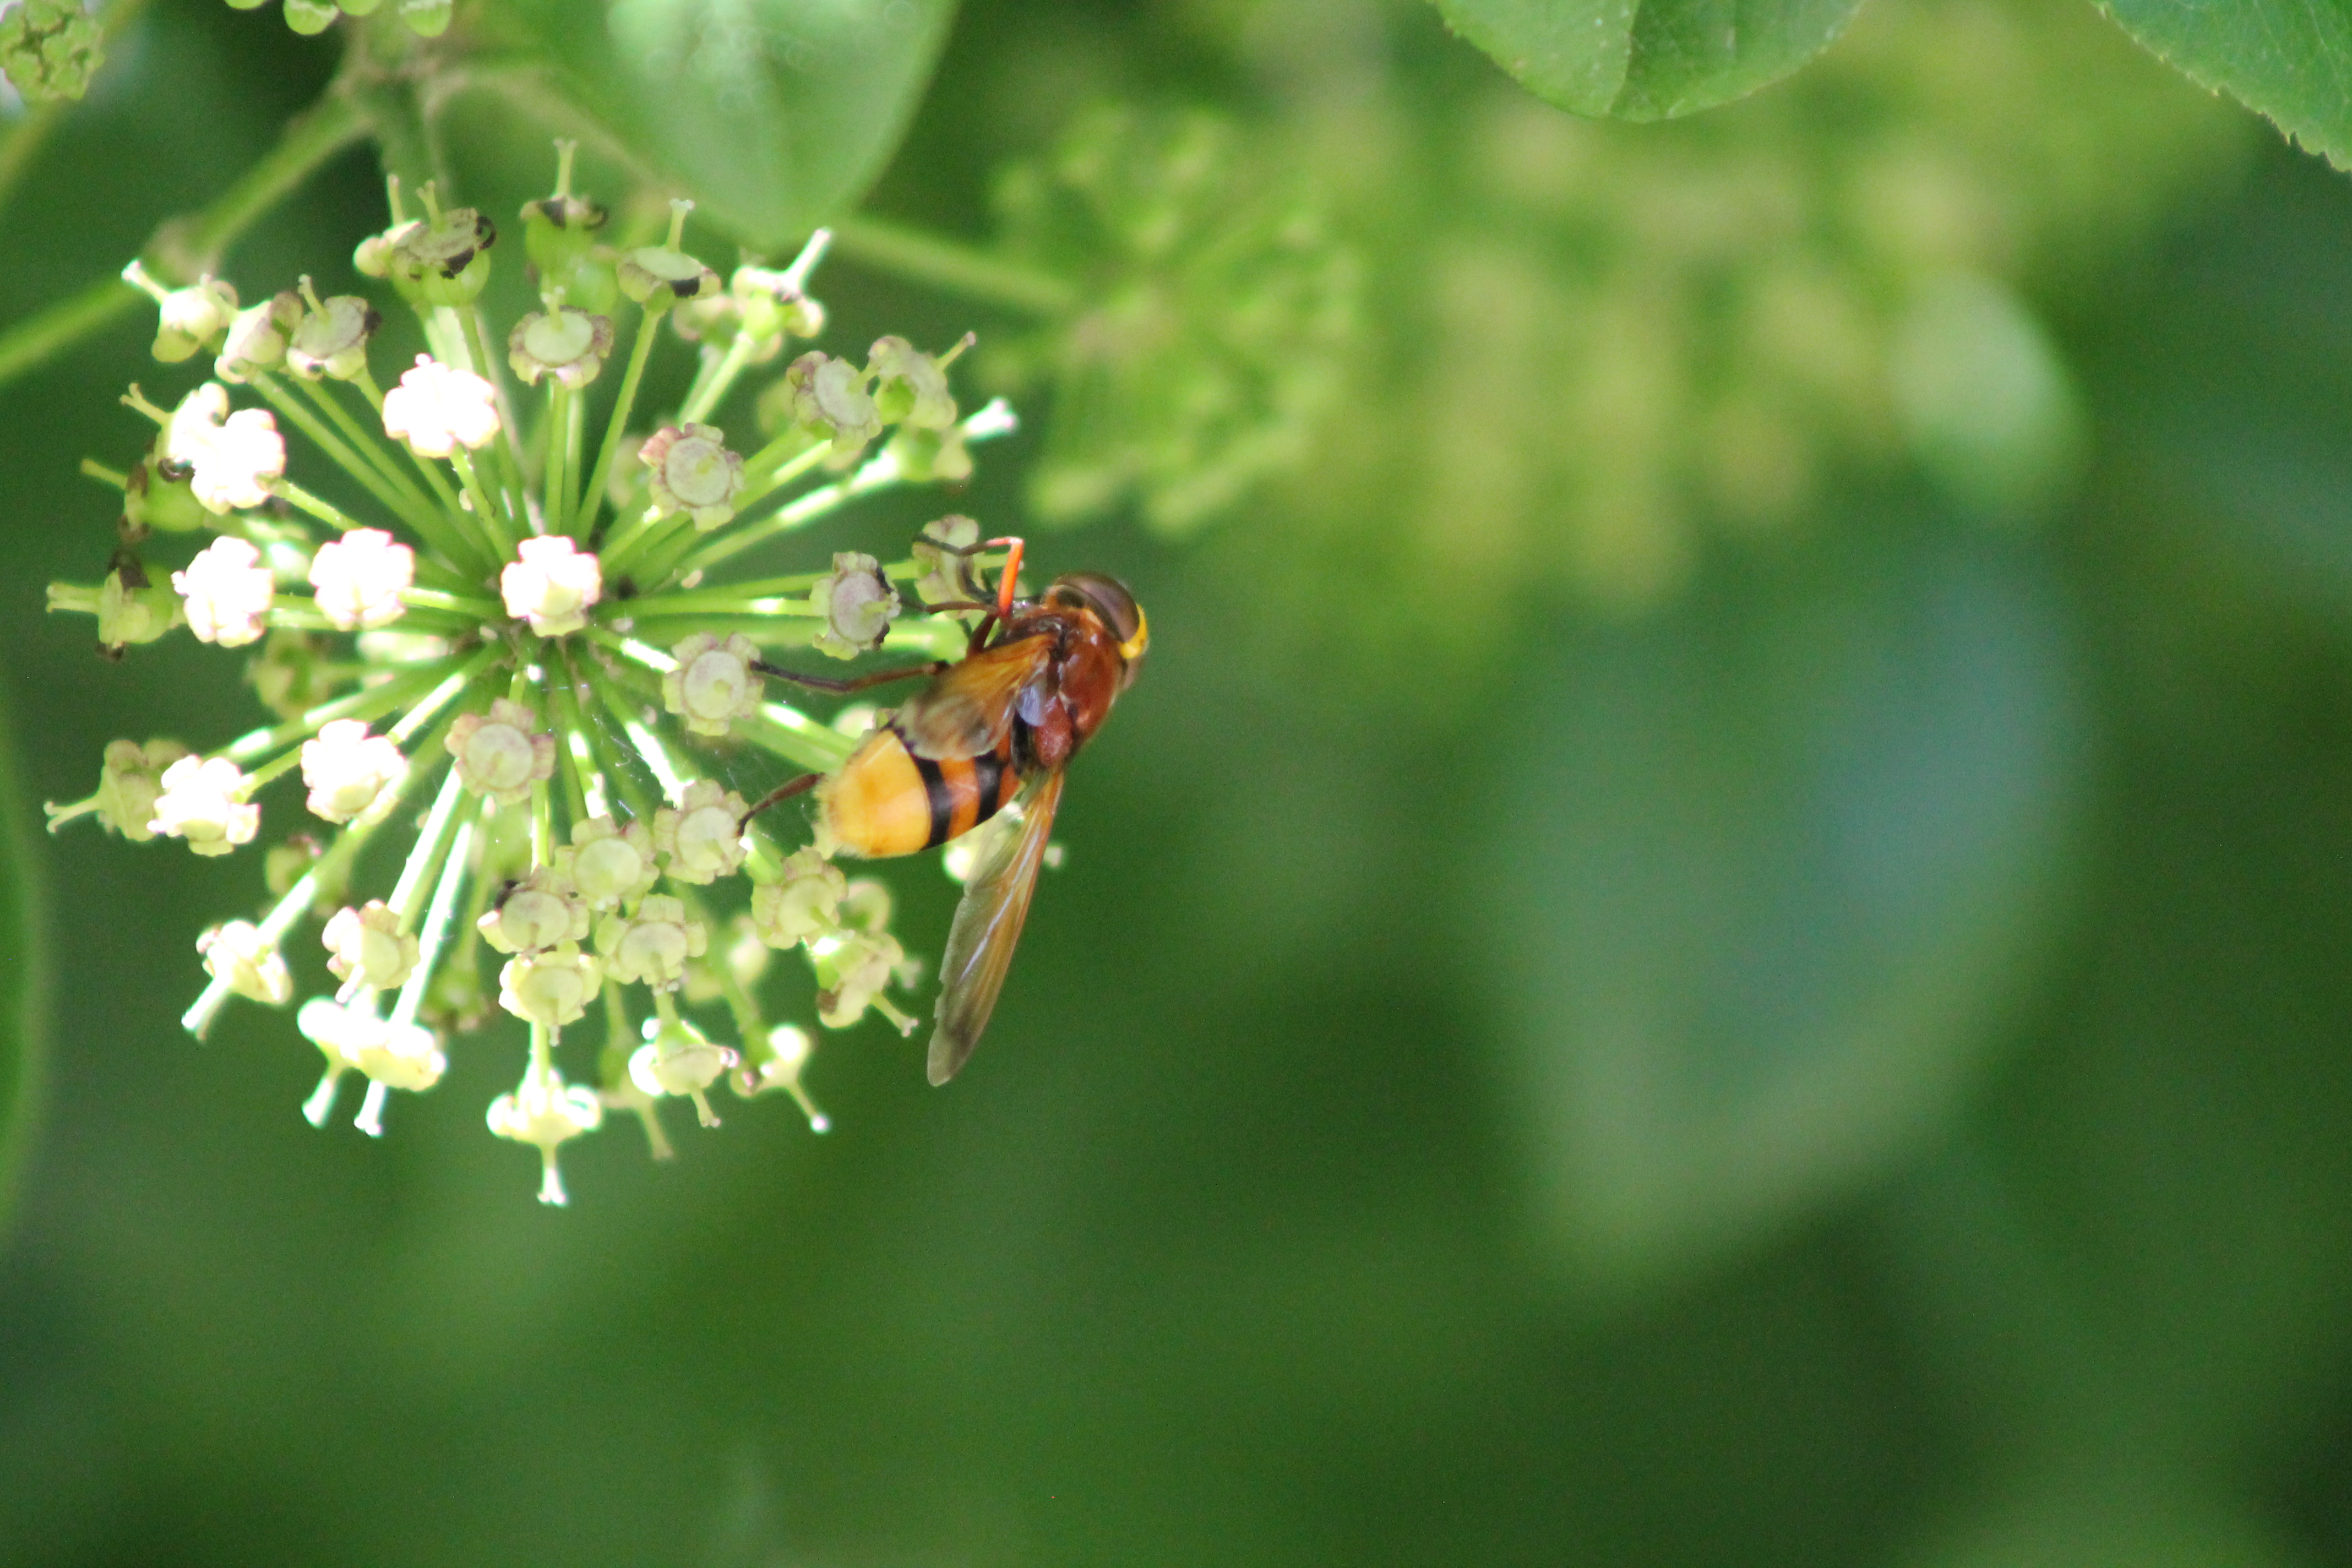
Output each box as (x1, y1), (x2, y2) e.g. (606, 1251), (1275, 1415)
(1484, 524), (2082, 1284)
(498, 0), (959, 245)
(2095, 0), (2352, 170)
(1427, 0), (1866, 119)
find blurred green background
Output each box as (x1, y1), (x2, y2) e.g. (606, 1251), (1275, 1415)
(13, 0), (2352, 1562)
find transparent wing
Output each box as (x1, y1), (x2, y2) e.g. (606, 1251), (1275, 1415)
(927, 767), (1065, 1085)
(897, 635), (1054, 760)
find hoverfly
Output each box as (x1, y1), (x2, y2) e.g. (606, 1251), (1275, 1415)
(743, 536), (1147, 1084)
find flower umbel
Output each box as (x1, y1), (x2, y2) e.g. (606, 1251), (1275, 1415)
(46, 155), (1026, 1201)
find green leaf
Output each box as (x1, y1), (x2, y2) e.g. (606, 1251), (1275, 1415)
(502, 0), (960, 246)
(0, 679), (41, 1228)
(1482, 527), (2085, 1287)
(2093, 0), (2352, 168)
(1425, 0), (1868, 120)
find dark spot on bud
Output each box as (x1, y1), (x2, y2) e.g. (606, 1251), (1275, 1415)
(439, 246), (477, 278)
(108, 548), (149, 590)
(360, 304), (383, 336)
(475, 214), (498, 249)
(97, 642), (126, 663)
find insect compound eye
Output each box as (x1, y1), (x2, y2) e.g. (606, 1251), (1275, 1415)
(1054, 572), (1146, 662)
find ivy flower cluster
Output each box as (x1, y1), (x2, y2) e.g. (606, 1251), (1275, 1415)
(43, 145), (1020, 1204)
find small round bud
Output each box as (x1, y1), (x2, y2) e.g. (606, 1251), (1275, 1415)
(780, 351), (880, 465)
(732, 262), (825, 342)
(618, 244), (719, 312)
(522, 190), (608, 288)
(628, 1016), (736, 1126)
(382, 355), (500, 457)
(554, 814), (660, 911)
(638, 422), (744, 531)
(95, 738), (190, 841)
(286, 289), (380, 381)
(888, 425), (974, 486)
(73, 565), (183, 649)
(868, 336), (959, 432)
(123, 446), (208, 534)
(651, 778), (749, 884)
(813, 930), (907, 1030)
(497, 942), (600, 1030)
(911, 514), (981, 608)
(385, 205), (496, 306)
(307, 527), (414, 630)
(499, 534), (602, 637)
(150, 754), (259, 854)
(124, 264), (238, 363)
(172, 536), (276, 648)
(246, 629), (342, 721)
(198, 920), (292, 1004)
(660, 632), (764, 736)
(445, 698), (557, 805)
(808, 551), (898, 660)
(749, 847), (847, 948)
(596, 894), (707, 987)
(300, 719), (406, 824)
(507, 307), (613, 389)
(323, 901), (419, 992)
(478, 869), (591, 955)
(215, 292), (302, 383)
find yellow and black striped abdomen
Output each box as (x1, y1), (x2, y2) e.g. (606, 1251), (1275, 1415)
(822, 726), (1021, 859)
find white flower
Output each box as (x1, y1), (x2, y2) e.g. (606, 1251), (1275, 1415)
(748, 847), (847, 948)
(477, 869), (591, 955)
(445, 698), (556, 805)
(197, 920), (292, 1004)
(651, 778), (749, 884)
(556, 815), (660, 910)
(595, 894), (706, 987)
(171, 536), (276, 648)
(381, 354), (500, 456)
(808, 551), (898, 660)
(499, 535), (602, 636)
(164, 383), (286, 513)
(300, 718), (406, 824)
(308, 527), (413, 630)
(487, 1063), (605, 1205)
(497, 941), (600, 1029)
(627, 1017), (736, 1127)
(149, 754), (258, 854)
(660, 633), (763, 736)
(639, 422), (744, 530)
(323, 900), (419, 992)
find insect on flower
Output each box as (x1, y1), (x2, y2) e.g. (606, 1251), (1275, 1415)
(744, 536), (1148, 1082)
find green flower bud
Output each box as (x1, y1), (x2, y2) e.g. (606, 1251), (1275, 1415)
(781, 351), (880, 466)
(215, 291), (303, 384)
(123, 446), (208, 534)
(522, 194), (608, 292)
(0, 0), (104, 102)
(286, 287), (380, 382)
(619, 244), (719, 312)
(399, 0), (451, 35)
(507, 307), (613, 389)
(386, 206), (496, 308)
(868, 336), (959, 432)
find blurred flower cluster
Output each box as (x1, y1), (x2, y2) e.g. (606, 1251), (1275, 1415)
(41, 145), (1020, 1203)
(981, 0), (2250, 657)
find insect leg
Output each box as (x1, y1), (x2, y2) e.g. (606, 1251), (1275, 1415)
(739, 771), (821, 830)
(749, 658), (947, 695)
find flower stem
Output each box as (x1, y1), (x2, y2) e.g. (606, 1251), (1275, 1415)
(575, 303), (660, 543)
(389, 810), (476, 1031)
(829, 215), (1078, 317)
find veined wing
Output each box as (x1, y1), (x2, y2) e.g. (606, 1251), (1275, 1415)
(927, 767), (1064, 1085)
(897, 634), (1054, 760)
